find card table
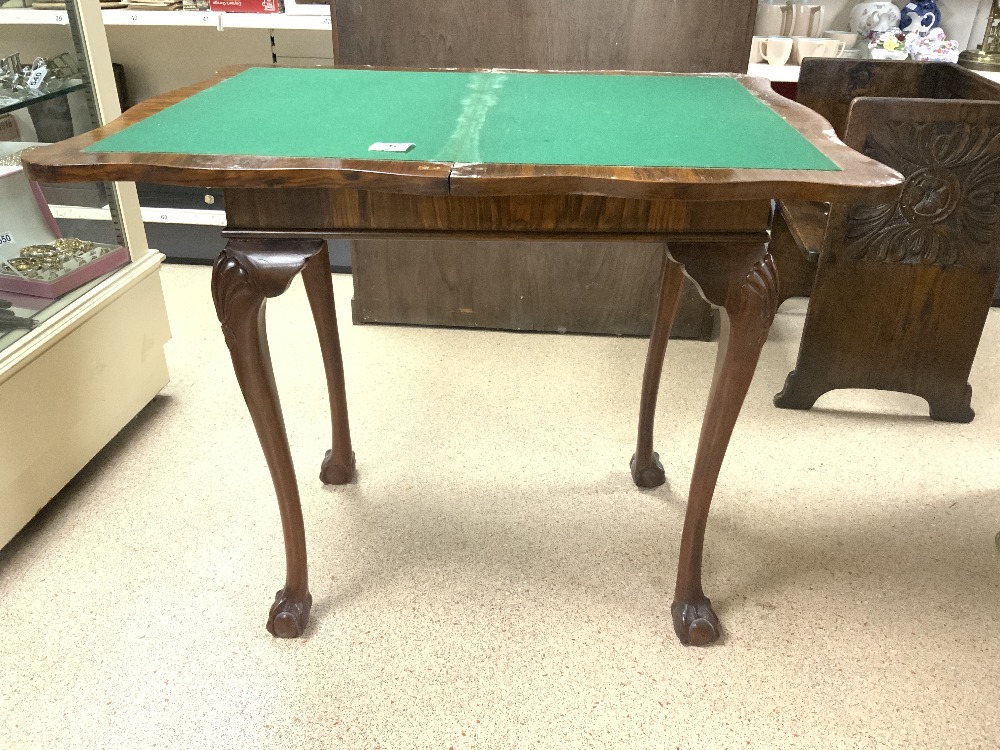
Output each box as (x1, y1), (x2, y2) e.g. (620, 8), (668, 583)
(22, 66), (902, 645)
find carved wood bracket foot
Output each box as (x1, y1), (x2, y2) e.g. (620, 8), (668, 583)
(927, 382), (975, 423)
(773, 368), (824, 411)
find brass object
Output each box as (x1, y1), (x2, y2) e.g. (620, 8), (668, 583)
(8, 257), (35, 272)
(1, 238), (107, 279)
(52, 237), (96, 255)
(20, 245), (58, 258)
(19, 245), (64, 270)
(960, 0), (1000, 71)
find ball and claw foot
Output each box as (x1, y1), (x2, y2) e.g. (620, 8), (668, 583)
(266, 587), (313, 638)
(630, 451), (666, 488)
(320, 450), (356, 485)
(671, 597), (721, 646)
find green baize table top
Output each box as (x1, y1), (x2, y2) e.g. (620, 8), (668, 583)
(85, 67), (839, 172)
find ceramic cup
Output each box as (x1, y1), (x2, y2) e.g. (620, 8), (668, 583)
(818, 39), (846, 58)
(755, 4), (792, 37)
(789, 3), (824, 37)
(761, 36), (793, 66)
(823, 30), (859, 49)
(793, 37), (844, 64)
(749, 35), (767, 64)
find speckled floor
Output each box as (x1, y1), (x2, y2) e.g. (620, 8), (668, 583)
(2, 263), (999, 749)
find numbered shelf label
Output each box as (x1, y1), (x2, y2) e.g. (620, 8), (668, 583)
(101, 9), (222, 28)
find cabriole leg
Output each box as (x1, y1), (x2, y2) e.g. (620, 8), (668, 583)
(631, 251), (686, 488)
(212, 237), (325, 638)
(666, 242), (778, 645)
(301, 245), (356, 484)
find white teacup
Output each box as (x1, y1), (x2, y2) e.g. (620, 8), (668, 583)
(823, 30), (859, 49)
(761, 36), (793, 66)
(749, 35), (767, 64)
(817, 39), (846, 58)
(793, 37), (844, 64)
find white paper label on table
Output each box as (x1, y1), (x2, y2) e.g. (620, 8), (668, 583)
(368, 142), (416, 153)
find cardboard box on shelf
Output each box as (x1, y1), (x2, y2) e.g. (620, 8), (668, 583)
(209, 0), (282, 12)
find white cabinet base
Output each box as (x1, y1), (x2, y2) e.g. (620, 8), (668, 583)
(0, 257), (170, 548)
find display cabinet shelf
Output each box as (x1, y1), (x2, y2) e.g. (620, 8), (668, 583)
(0, 78), (83, 115)
(0, 8), (332, 30)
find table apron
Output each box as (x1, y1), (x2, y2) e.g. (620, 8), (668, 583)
(221, 188), (772, 236)
(221, 228), (772, 245)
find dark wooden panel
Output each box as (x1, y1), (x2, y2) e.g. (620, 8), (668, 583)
(770, 207), (818, 305)
(348, 238), (713, 338)
(797, 59), (947, 139)
(778, 200), (829, 262)
(938, 63), (1000, 101)
(331, 0), (757, 74)
(330, 0), (755, 337)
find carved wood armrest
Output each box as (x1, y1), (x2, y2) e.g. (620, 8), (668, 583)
(775, 199), (829, 263)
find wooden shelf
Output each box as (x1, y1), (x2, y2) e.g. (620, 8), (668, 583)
(747, 63), (802, 82)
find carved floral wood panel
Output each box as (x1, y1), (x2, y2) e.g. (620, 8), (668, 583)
(845, 120), (1000, 267)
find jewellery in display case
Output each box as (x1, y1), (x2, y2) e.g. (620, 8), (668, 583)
(1, 238), (112, 283)
(20, 245), (66, 271)
(51, 237), (98, 256)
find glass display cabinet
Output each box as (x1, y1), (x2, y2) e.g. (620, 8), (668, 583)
(0, 0), (170, 547)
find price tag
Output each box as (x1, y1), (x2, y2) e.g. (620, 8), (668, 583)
(0, 232), (14, 247)
(368, 142), (415, 153)
(27, 64), (48, 90)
